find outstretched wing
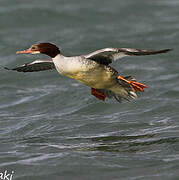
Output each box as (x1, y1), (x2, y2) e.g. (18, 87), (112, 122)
(4, 59), (55, 72)
(84, 48), (171, 65)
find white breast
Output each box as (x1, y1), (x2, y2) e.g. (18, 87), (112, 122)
(52, 55), (84, 76)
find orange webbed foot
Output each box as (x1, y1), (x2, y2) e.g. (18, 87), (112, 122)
(91, 88), (106, 101)
(117, 75), (147, 92)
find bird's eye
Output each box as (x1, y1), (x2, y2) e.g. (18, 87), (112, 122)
(31, 46), (36, 50)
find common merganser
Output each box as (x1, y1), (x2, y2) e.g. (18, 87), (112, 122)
(6, 43), (171, 102)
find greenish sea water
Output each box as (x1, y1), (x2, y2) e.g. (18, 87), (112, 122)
(0, 0), (179, 179)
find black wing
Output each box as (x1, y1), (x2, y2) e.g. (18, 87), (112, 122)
(4, 59), (55, 72)
(84, 47), (172, 65)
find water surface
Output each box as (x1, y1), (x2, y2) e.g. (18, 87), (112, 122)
(0, 0), (179, 179)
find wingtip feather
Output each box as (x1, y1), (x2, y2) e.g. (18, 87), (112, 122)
(4, 67), (11, 71)
(160, 48), (173, 53)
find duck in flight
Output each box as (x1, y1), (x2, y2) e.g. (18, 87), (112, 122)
(5, 43), (171, 102)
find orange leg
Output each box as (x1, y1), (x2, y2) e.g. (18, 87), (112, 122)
(117, 75), (147, 92)
(91, 88), (106, 101)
